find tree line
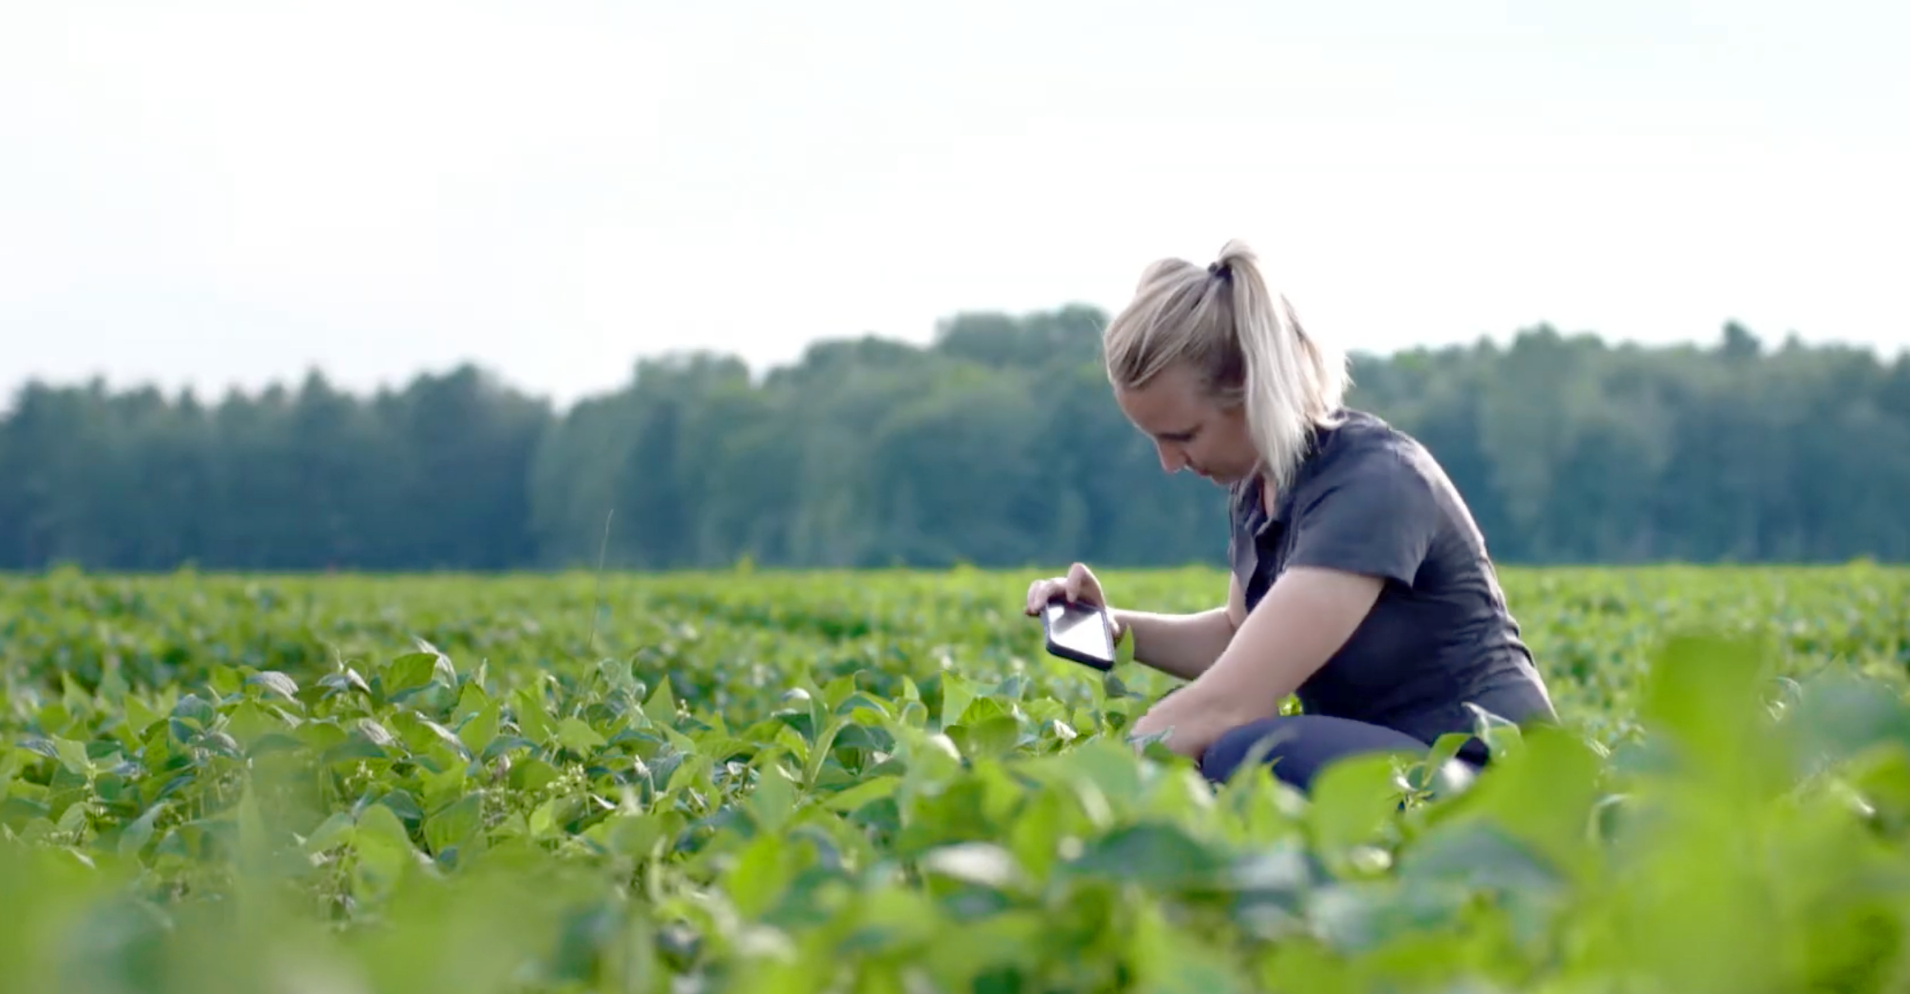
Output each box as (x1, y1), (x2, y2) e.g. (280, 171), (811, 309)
(3, 308), (1906, 572)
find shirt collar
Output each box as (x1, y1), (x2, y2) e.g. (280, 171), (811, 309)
(1241, 418), (1335, 534)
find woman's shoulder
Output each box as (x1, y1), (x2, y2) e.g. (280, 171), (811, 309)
(1236, 409), (1451, 525)
(1311, 409), (1440, 488)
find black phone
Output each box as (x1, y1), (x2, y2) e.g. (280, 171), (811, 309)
(1039, 597), (1117, 671)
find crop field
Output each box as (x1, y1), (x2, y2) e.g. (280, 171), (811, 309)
(3, 563), (1910, 993)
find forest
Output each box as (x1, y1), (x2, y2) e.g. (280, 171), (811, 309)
(3, 308), (1906, 572)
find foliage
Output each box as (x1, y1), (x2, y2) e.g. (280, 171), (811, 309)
(4, 313), (1909, 572)
(2, 564), (1909, 991)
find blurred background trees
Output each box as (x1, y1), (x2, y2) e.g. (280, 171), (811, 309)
(4, 310), (1905, 571)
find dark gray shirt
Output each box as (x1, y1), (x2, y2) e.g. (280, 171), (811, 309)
(1226, 409), (1557, 752)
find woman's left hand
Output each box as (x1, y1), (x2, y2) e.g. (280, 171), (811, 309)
(1126, 695), (1220, 760)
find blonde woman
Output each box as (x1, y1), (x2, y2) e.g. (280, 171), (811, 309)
(1023, 241), (1556, 792)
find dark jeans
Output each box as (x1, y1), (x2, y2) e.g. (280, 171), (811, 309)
(1196, 713), (1485, 793)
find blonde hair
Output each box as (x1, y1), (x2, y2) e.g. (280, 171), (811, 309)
(1102, 239), (1350, 495)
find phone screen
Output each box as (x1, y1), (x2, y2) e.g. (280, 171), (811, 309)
(1043, 600), (1114, 663)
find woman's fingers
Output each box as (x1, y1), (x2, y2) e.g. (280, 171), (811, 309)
(1025, 578), (1063, 614)
(1027, 565), (1103, 614)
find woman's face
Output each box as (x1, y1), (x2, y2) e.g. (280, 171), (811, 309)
(1113, 362), (1259, 486)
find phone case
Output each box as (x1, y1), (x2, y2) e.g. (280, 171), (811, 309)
(1040, 599), (1117, 672)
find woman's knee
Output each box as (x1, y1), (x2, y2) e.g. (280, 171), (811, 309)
(1198, 716), (1308, 786)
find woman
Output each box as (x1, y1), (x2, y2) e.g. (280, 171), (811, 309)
(1023, 239), (1557, 792)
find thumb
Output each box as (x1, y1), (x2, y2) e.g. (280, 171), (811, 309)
(1065, 562), (1090, 602)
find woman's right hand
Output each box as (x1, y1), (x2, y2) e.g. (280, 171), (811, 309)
(1024, 562), (1109, 616)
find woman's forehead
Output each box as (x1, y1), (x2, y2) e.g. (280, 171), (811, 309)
(1116, 368), (1213, 430)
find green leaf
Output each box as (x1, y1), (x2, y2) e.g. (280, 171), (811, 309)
(513, 687), (554, 745)
(51, 738), (92, 776)
(820, 775), (899, 813)
(510, 756), (561, 793)
(223, 701), (282, 748)
(1396, 819), (1564, 896)
(644, 676), (677, 725)
(116, 801), (168, 856)
(1307, 753), (1408, 859)
(458, 699), (501, 755)
(1304, 878), (1474, 955)
(1429, 723), (1607, 887)
(1786, 672), (1910, 775)
(244, 670), (300, 702)
(1129, 897), (1251, 994)
(725, 830), (795, 920)
(374, 789), (426, 827)
(384, 652), (439, 698)
(1064, 822), (1227, 891)
(357, 798), (414, 845)
(556, 717), (605, 755)
(303, 811), (357, 853)
(932, 670), (972, 730)
(749, 758), (799, 835)
(834, 692), (892, 722)
(425, 792), (485, 855)
(919, 841), (1028, 893)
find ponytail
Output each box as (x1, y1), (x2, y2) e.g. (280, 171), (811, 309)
(1212, 241), (1349, 494)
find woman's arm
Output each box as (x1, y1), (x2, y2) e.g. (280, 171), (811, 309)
(1127, 566), (1382, 755)
(1112, 574), (1248, 681)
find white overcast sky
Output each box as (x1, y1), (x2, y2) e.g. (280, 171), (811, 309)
(2, 0), (1904, 410)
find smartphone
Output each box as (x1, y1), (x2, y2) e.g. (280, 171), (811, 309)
(1040, 597), (1117, 671)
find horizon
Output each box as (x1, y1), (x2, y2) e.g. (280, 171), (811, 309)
(6, 308), (1882, 415)
(5, 0), (1905, 411)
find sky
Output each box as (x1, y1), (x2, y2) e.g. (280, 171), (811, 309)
(2, 0), (1905, 411)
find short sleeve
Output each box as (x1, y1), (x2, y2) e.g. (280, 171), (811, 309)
(1285, 445), (1439, 587)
